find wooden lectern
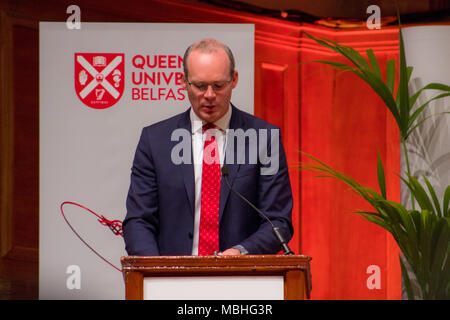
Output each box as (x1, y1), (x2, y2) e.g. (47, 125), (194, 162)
(121, 255), (311, 300)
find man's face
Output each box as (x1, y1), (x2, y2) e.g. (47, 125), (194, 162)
(182, 48), (238, 123)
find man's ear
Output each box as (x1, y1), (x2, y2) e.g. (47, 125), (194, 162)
(231, 70), (239, 89)
(181, 72), (187, 90)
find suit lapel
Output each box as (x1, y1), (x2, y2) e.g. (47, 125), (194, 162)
(219, 104), (244, 222)
(177, 108), (195, 217)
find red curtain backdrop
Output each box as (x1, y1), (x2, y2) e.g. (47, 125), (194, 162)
(298, 29), (401, 299)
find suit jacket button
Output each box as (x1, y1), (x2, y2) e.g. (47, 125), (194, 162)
(188, 232), (193, 239)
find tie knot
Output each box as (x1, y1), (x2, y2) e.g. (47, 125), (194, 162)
(202, 123), (216, 132)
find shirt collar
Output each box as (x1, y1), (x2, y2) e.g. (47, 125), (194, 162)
(190, 104), (232, 134)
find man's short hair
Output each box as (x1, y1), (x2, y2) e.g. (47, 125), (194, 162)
(183, 38), (235, 80)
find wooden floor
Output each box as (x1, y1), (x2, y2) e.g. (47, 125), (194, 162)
(0, 258), (38, 300)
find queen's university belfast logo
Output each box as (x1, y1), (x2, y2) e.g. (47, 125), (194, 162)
(75, 53), (125, 109)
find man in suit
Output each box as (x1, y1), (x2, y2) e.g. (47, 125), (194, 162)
(123, 38), (293, 256)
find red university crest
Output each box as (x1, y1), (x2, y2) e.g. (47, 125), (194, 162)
(74, 53), (125, 109)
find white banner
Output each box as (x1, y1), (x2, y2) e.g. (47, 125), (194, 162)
(39, 22), (254, 299)
(402, 26), (450, 205)
(402, 25), (450, 299)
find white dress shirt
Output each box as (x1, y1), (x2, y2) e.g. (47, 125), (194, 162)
(190, 105), (231, 255)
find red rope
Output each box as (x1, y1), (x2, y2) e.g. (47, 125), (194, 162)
(60, 201), (123, 272)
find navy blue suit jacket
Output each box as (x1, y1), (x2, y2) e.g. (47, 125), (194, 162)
(123, 105), (293, 256)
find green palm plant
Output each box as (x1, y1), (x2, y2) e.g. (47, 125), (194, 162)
(299, 25), (450, 299)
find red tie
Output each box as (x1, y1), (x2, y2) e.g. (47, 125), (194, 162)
(198, 123), (220, 255)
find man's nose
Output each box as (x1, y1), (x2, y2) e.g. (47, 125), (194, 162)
(204, 85), (216, 99)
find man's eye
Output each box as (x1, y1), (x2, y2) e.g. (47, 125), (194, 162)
(191, 81), (227, 91)
(195, 84), (208, 90)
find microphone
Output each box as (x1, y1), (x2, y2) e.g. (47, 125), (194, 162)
(221, 165), (294, 255)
